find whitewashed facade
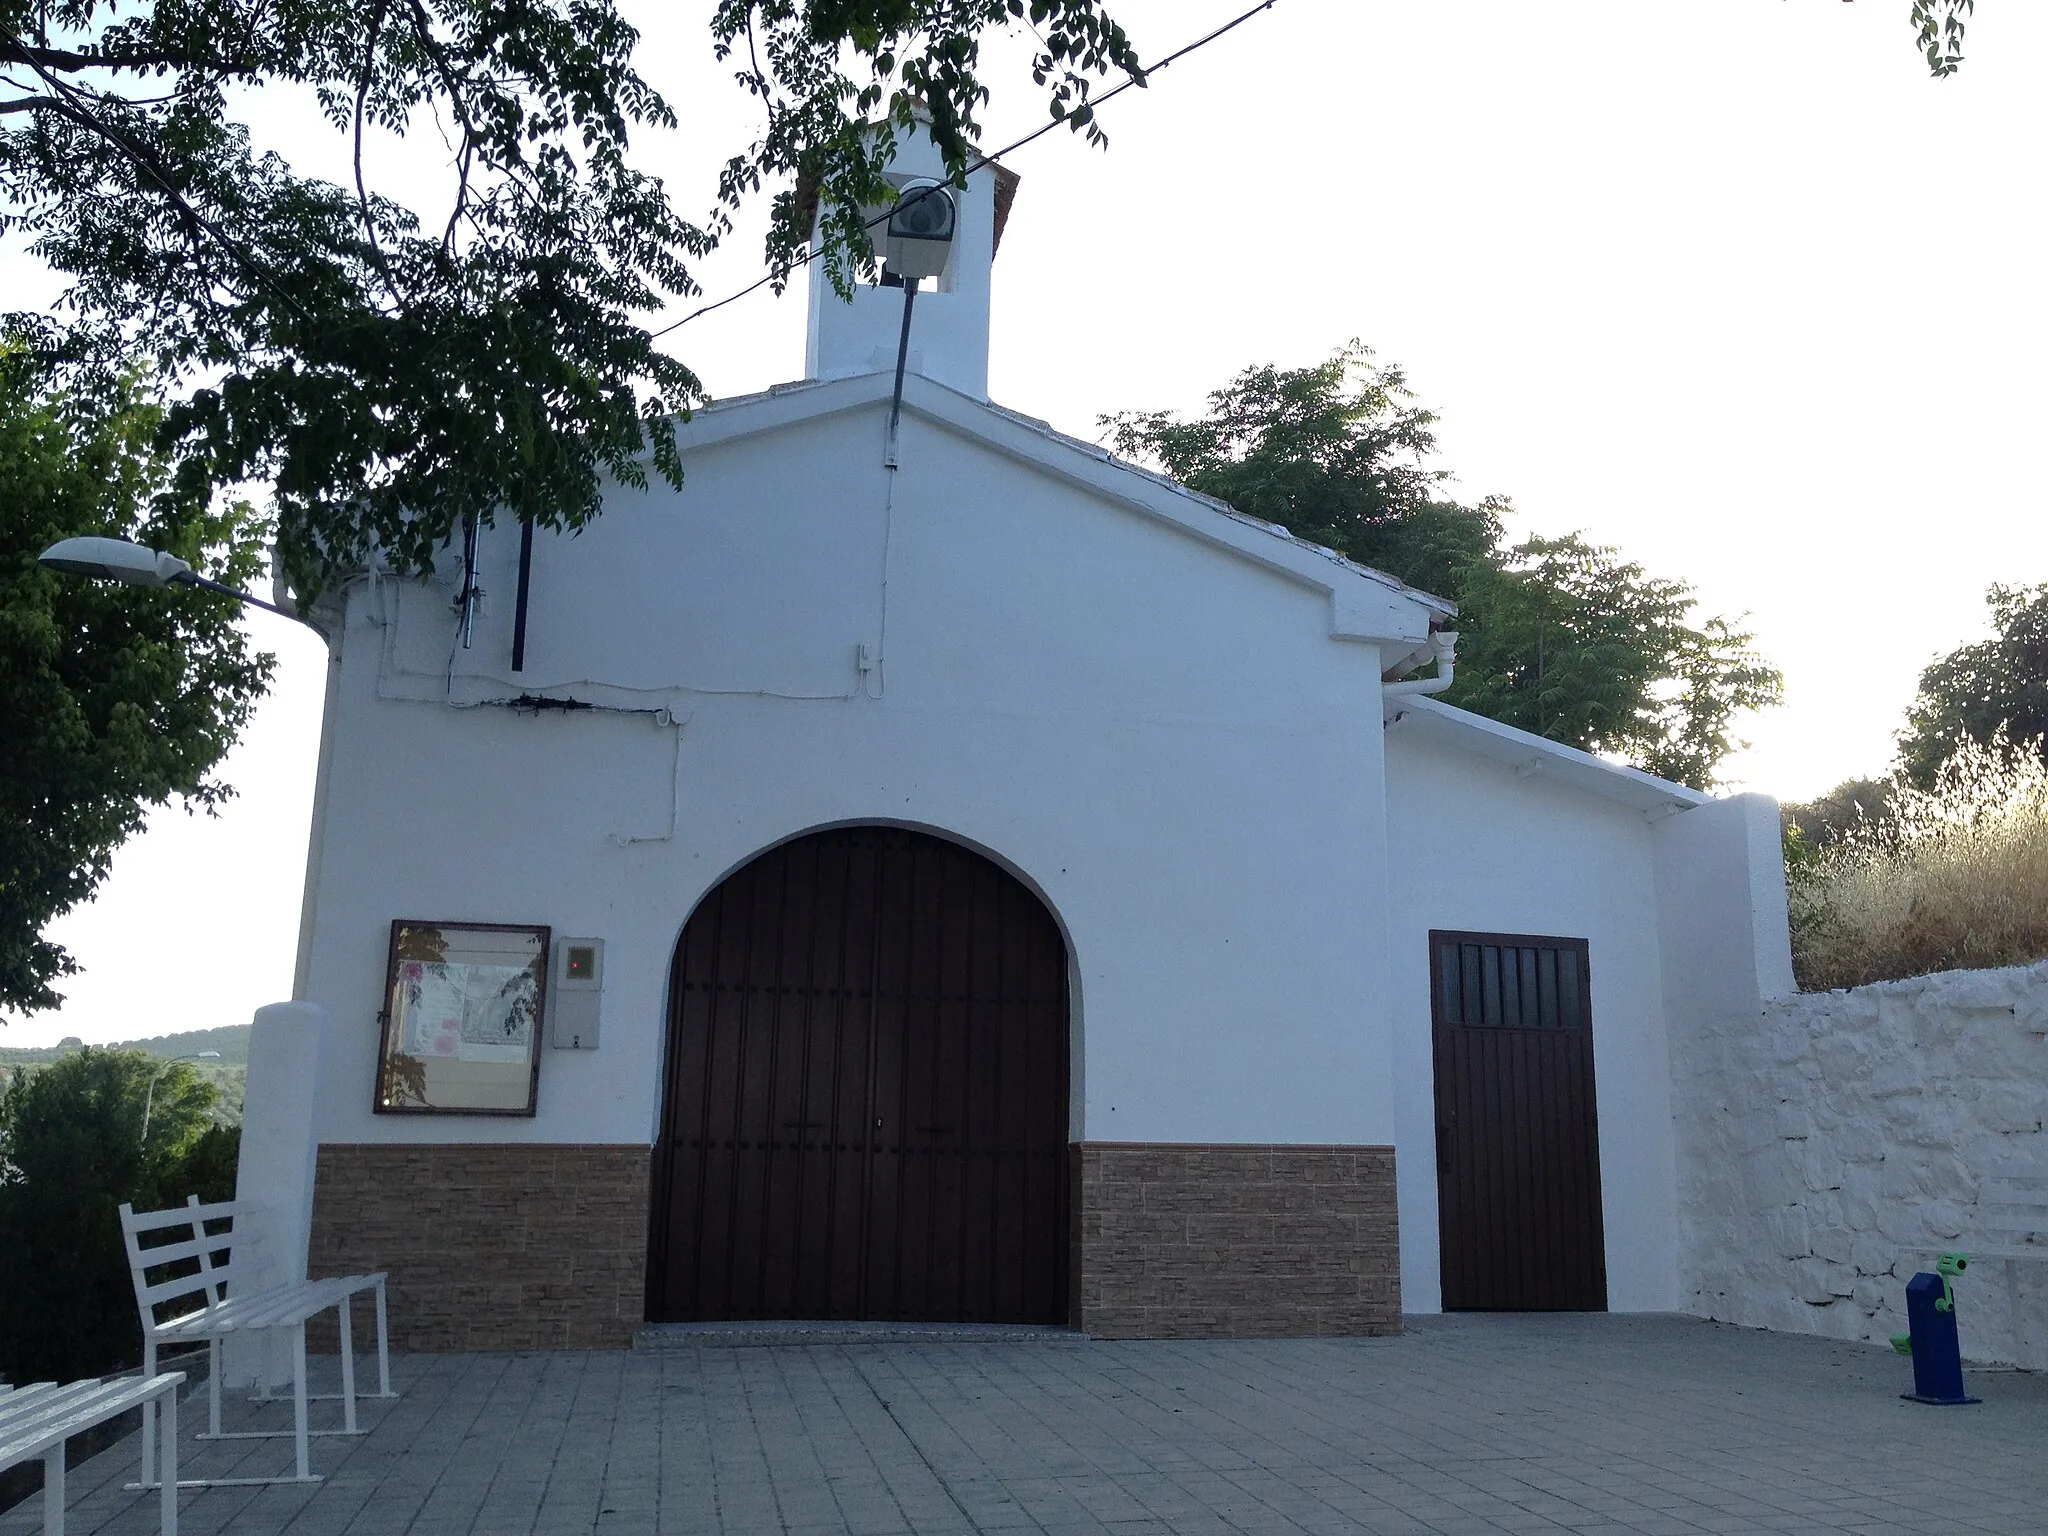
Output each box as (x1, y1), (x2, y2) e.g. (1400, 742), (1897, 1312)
(287, 131), (1792, 1345)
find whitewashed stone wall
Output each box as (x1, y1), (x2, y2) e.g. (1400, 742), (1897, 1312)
(1676, 960), (2048, 1368)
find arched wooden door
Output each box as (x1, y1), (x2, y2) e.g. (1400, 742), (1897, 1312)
(648, 826), (1070, 1323)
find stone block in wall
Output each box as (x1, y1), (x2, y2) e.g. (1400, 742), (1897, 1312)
(308, 1143), (649, 1351)
(1791, 1257), (1852, 1303)
(1763, 1207), (1809, 1261)
(1838, 1187), (1879, 1235)
(1741, 1149), (1801, 1209)
(1945, 971), (2023, 1011)
(1074, 1143), (1399, 1340)
(1878, 1155), (1923, 1201)
(1832, 1121), (1884, 1166)
(1955, 1022), (2031, 1083)
(1923, 1199), (1967, 1241)
(1850, 1234), (1895, 1277)
(1766, 1032), (1807, 1069)
(1980, 1083), (2046, 1134)
(1801, 1148), (1846, 1195)
(1812, 1225), (1853, 1266)
(1868, 1055), (1924, 1101)
(1813, 1031), (1872, 1086)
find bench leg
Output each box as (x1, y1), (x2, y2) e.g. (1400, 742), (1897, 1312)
(338, 1294), (359, 1435)
(161, 1386), (179, 1536)
(42, 1441), (63, 1536)
(208, 1338), (222, 1438)
(292, 1323), (311, 1482)
(375, 1279), (392, 1399)
(140, 1336), (157, 1489)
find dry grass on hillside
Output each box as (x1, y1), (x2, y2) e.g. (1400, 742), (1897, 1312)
(1790, 737), (2048, 991)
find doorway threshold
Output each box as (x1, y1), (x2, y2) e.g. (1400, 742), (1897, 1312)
(632, 1320), (1085, 1350)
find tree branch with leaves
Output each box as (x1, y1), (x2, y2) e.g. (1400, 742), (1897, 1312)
(1106, 347), (1782, 791)
(1, 0), (1139, 598)
(0, 348), (271, 1015)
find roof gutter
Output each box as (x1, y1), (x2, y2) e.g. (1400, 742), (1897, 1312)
(1384, 630), (1459, 699)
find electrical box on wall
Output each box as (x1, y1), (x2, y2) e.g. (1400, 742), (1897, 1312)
(550, 938), (604, 1050)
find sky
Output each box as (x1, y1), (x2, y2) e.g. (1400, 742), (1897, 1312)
(8, 0), (2045, 1046)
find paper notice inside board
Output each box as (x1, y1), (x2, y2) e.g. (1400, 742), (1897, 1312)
(399, 960), (538, 1064)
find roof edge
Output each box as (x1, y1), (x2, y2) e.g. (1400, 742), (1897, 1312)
(1385, 695), (1712, 815)
(671, 372), (1450, 647)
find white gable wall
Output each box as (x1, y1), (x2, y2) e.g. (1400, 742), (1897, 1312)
(1383, 726), (1679, 1313)
(302, 396), (1402, 1154)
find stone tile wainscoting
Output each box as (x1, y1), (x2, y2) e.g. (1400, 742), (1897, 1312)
(1074, 1143), (1401, 1338)
(1676, 959), (2048, 1368)
(309, 1143), (649, 1351)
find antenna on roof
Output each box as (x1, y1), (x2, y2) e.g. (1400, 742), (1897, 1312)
(882, 179), (957, 468)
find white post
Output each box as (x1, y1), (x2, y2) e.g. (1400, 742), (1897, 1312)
(224, 1001), (331, 1390)
(1652, 791), (1796, 1022)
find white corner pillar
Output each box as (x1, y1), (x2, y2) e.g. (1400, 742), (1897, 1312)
(1652, 792), (1796, 1026)
(224, 1000), (331, 1389)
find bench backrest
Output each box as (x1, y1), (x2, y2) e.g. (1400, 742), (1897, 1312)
(1981, 1166), (2048, 1251)
(118, 1194), (243, 1326)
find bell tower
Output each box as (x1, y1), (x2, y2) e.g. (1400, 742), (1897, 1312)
(804, 120), (1014, 400)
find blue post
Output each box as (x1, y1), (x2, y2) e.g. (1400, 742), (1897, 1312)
(1900, 1255), (1980, 1406)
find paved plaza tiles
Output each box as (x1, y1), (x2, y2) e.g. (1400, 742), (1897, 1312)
(6, 1314), (2044, 1535)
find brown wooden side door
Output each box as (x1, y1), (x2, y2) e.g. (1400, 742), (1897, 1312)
(649, 826), (1069, 1324)
(1430, 930), (1608, 1311)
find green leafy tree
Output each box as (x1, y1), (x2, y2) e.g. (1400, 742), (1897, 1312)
(1105, 344), (1502, 604)
(1106, 348), (1782, 790)
(1839, 0), (1972, 76)
(1910, 0), (1974, 76)
(1, 0), (1140, 596)
(2, 2), (1136, 1014)
(1451, 535), (1781, 791)
(0, 1048), (239, 1384)
(1896, 583), (2048, 788)
(1, 351), (271, 1016)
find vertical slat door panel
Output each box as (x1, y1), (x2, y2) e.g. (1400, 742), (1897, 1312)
(650, 826), (1069, 1323)
(1430, 930), (1607, 1312)
(758, 851), (817, 1317)
(864, 833), (913, 1317)
(789, 833), (848, 1318)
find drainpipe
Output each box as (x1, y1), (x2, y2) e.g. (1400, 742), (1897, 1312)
(1384, 630), (1459, 700)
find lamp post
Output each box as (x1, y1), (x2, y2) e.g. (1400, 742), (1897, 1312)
(140, 1051), (222, 1146)
(39, 532), (338, 997)
(43, 532), (342, 1014)
(38, 535), (305, 621)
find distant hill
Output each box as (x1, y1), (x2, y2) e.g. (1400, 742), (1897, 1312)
(0, 1023), (251, 1067)
(0, 1025), (250, 1124)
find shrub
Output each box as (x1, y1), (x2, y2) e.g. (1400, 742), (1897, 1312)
(1789, 735), (2048, 990)
(0, 1048), (238, 1385)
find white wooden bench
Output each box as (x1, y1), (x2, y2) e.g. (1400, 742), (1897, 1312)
(119, 1196), (391, 1487)
(1968, 1165), (2048, 1349)
(1902, 1165), (2048, 1354)
(0, 1373), (184, 1535)
(1974, 1165), (2048, 1264)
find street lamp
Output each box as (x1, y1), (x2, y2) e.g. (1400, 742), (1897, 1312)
(42, 533), (335, 999)
(140, 1051), (222, 1145)
(38, 535), (303, 621)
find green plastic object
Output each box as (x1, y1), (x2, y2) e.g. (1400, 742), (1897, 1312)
(1890, 1332), (1913, 1356)
(1934, 1251), (1970, 1314)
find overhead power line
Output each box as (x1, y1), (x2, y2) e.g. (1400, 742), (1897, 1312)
(647, 0), (1282, 340)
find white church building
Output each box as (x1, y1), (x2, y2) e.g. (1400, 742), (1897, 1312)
(289, 130), (1795, 1348)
